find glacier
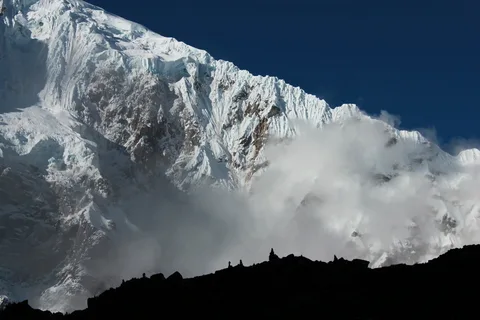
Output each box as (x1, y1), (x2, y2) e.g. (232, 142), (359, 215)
(1, 0), (480, 313)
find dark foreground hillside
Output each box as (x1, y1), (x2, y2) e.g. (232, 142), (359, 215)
(3, 246), (480, 319)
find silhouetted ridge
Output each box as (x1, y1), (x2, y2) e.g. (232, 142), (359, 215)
(3, 245), (480, 319)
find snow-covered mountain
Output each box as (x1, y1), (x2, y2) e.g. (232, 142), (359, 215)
(2, 0), (480, 313)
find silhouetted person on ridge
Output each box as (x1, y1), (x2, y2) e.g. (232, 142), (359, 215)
(269, 248), (279, 262)
(238, 260), (244, 267)
(228, 261), (232, 268)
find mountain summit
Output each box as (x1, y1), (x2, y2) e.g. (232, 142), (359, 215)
(1, 0), (480, 313)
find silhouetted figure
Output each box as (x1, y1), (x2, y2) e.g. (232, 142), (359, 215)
(142, 273), (146, 278)
(269, 248), (280, 262)
(228, 261), (232, 268)
(238, 260), (244, 267)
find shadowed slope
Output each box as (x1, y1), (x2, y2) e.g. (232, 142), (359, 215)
(2, 245), (480, 319)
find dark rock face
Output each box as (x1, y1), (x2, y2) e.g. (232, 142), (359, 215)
(3, 245), (480, 319)
(166, 271), (183, 282)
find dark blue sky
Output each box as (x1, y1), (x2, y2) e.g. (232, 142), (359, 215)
(90, 0), (479, 148)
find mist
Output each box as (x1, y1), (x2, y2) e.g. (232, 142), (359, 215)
(73, 112), (480, 311)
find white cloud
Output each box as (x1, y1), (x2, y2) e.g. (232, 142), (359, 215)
(81, 112), (480, 305)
